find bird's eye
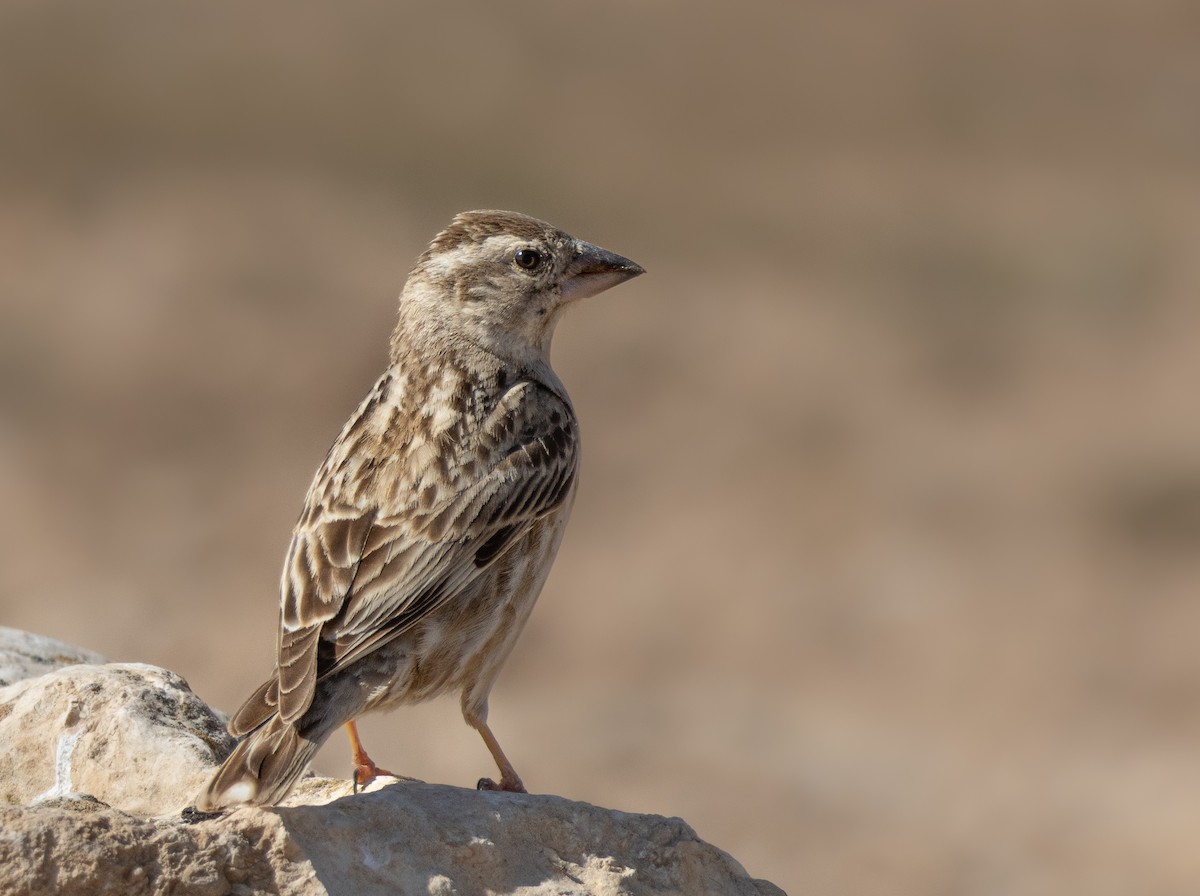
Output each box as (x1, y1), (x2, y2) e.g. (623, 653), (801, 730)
(514, 248), (543, 271)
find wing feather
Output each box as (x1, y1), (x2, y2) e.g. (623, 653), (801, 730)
(271, 378), (577, 724)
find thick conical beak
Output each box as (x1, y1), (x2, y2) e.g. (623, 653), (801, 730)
(560, 240), (645, 302)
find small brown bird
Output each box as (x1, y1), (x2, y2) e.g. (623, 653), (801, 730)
(196, 210), (642, 810)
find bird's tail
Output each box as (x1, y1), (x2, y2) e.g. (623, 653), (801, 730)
(195, 713), (320, 810)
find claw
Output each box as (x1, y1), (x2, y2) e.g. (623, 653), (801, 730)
(345, 719), (396, 793)
(476, 775), (527, 793)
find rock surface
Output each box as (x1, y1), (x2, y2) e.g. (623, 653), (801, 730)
(0, 661), (234, 814)
(0, 626), (108, 687)
(0, 632), (785, 896)
(1, 782), (784, 896)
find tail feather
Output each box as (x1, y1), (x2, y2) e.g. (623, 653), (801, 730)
(196, 715), (320, 810)
(228, 676), (279, 737)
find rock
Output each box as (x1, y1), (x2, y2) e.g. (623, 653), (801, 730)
(0, 782), (786, 896)
(0, 662), (234, 814)
(0, 632), (786, 895)
(0, 626), (108, 687)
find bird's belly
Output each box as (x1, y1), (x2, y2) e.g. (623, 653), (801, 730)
(358, 510), (571, 714)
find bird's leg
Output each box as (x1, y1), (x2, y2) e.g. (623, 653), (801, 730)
(345, 719), (395, 792)
(464, 708), (527, 793)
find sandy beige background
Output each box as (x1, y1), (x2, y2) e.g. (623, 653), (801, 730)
(3, 2), (1200, 893)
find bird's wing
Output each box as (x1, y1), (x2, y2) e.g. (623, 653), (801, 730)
(272, 381), (577, 725)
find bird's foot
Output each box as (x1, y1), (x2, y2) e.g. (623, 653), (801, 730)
(476, 775), (527, 793)
(352, 758), (398, 794)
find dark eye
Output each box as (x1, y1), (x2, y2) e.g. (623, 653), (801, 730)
(514, 248), (543, 271)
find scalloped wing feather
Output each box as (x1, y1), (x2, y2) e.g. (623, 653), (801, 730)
(269, 375), (577, 725)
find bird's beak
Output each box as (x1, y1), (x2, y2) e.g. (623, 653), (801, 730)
(560, 241), (645, 302)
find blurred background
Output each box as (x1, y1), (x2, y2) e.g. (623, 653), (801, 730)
(2, 1), (1200, 892)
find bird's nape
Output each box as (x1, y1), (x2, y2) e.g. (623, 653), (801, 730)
(196, 212), (642, 808)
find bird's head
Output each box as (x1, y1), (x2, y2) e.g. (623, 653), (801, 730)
(394, 210), (644, 365)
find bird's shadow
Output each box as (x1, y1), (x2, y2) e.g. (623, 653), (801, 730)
(273, 781), (589, 896)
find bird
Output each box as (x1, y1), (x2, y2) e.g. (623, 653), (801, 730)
(195, 210), (643, 810)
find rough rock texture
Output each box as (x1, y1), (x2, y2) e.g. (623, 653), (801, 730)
(0, 662), (235, 814)
(0, 782), (784, 896)
(0, 633), (785, 896)
(0, 626), (108, 687)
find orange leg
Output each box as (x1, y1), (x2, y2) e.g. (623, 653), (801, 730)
(345, 719), (396, 792)
(465, 711), (527, 793)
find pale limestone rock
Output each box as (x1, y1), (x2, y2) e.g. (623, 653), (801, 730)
(0, 633), (785, 895)
(0, 662), (233, 814)
(0, 782), (785, 896)
(0, 626), (108, 686)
